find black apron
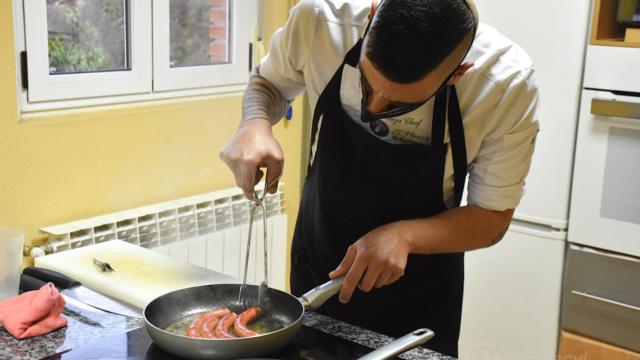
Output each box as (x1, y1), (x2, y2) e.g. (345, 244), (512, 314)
(291, 38), (469, 357)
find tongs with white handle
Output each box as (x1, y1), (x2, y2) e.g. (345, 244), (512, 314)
(238, 165), (283, 308)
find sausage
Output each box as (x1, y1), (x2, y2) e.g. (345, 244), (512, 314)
(186, 308), (231, 338)
(209, 308), (231, 318)
(186, 327), (200, 337)
(234, 307), (261, 337)
(214, 313), (237, 339)
(200, 313), (221, 338)
(186, 313), (210, 337)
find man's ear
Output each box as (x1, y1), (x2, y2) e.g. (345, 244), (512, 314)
(447, 62), (474, 85)
(369, 0), (381, 21)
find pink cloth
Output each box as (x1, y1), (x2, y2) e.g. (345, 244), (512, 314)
(0, 283), (67, 339)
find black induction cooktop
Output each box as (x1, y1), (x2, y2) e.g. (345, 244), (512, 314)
(45, 325), (400, 360)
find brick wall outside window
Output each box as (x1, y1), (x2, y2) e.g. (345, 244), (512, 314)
(208, 0), (229, 63)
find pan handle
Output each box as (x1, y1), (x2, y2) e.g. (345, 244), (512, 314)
(299, 277), (345, 311)
(357, 328), (435, 360)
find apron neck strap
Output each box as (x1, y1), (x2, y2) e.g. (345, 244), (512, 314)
(344, 38), (363, 68)
(309, 40), (363, 170)
(432, 86), (468, 206)
(431, 87), (448, 146)
(447, 86), (468, 206)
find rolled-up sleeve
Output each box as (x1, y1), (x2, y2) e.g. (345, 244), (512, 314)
(258, 0), (318, 101)
(467, 69), (540, 211)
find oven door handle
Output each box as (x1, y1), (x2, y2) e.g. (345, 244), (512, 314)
(571, 290), (640, 312)
(591, 98), (640, 120)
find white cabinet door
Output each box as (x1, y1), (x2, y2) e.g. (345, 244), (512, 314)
(459, 222), (566, 359)
(584, 46), (640, 94)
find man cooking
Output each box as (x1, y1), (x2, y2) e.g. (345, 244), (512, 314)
(220, 0), (539, 356)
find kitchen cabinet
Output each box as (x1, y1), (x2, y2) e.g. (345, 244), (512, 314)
(558, 331), (640, 360)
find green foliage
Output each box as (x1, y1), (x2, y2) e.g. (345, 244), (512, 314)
(47, 0), (112, 74)
(169, 0), (211, 66)
(48, 36), (110, 74)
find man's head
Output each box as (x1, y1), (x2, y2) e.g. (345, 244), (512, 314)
(360, 0), (477, 113)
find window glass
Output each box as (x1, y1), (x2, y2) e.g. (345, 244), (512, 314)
(169, 0), (231, 67)
(47, 0), (129, 75)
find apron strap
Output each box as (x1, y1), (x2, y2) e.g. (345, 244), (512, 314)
(344, 38), (363, 67)
(431, 89), (447, 146)
(309, 39), (364, 170)
(447, 86), (468, 206)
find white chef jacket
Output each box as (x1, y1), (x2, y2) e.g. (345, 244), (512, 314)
(259, 0), (540, 211)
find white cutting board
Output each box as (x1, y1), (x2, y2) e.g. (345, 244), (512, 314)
(35, 240), (238, 309)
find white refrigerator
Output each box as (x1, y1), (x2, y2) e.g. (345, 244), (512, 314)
(459, 0), (591, 358)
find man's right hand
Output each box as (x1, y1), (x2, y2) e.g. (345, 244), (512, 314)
(219, 119), (284, 200)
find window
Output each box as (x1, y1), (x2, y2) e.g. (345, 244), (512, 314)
(16, 0), (257, 109)
(153, 0), (254, 92)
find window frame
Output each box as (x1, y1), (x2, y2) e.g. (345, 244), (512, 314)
(152, 0), (256, 92)
(22, 0), (152, 103)
(14, 0), (257, 113)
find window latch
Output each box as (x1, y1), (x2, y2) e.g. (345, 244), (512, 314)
(249, 43), (254, 73)
(20, 51), (28, 90)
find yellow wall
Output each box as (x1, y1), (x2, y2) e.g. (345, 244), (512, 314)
(0, 0), (301, 275)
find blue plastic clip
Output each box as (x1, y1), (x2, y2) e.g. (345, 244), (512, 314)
(285, 105), (293, 120)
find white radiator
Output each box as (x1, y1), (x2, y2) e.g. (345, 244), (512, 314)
(39, 185), (289, 291)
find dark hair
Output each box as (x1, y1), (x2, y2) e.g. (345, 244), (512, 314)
(365, 0), (475, 83)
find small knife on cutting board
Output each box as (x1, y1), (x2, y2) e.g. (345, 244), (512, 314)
(22, 267), (143, 319)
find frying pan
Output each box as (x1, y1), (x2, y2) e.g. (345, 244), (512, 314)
(143, 277), (434, 359)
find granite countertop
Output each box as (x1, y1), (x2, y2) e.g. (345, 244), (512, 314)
(303, 312), (454, 360)
(1, 301), (454, 360)
(0, 300), (144, 360)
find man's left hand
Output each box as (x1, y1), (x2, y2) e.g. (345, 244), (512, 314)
(328, 221), (413, 303)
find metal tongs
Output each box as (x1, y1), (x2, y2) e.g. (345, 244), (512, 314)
(93, 258), (115, 272)
(238, 167), (283, 308)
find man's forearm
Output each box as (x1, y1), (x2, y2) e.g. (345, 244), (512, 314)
(401, 205), (514, 254)
(241, 68), (289, 127)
